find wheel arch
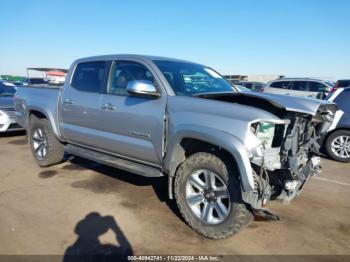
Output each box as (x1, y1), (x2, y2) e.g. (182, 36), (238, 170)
(323, 127), (350, 146)
(164, 128), (255, 199)
(26, 107), (61, 139)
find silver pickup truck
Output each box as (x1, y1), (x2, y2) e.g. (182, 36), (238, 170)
(15, 55), (336, 239)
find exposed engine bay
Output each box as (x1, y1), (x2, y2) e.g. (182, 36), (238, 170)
(197, 92), (337, 210)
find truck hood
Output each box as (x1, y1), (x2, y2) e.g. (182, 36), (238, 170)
(0, 96), (14, 109)
(195, 91), (336, 117)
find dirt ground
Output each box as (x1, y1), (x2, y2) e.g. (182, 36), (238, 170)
(0, 132), (349, 257)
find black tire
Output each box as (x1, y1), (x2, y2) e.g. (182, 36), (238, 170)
(174, 152), (253, 239)
(325, 130), (350, 163)
(28, 115), (64, 167)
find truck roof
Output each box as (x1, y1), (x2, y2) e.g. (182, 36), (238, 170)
(73, 54), (200, 65)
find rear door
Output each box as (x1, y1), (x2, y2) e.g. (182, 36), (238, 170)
(264, 81), (291, 95)
(60, 61), (109, 147)
(98, 60), (167, 165)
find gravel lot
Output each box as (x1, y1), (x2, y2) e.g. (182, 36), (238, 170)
(0, 132), (349, 258)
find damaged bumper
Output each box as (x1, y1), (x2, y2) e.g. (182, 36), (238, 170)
(242, 104), (336, 210)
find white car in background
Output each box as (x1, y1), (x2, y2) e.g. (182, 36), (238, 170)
(0, 81), (24, 132)
(263, 78), (333, 99)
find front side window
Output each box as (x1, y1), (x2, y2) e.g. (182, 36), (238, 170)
(107, 61), (155, 96)
(71, 61), (107, 93)
(154, 60), (234, 96)
(308, 81), (328, 92)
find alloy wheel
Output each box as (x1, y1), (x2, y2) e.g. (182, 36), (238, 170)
(186, 169), (231, 224)
(331, 135), (350, 159)
(32, 128), (48, 160)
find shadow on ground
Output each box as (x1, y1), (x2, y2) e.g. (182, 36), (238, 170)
(64, 212), (133, 262)
(0, 130), (26, 138)
(62, 156), (183, 220)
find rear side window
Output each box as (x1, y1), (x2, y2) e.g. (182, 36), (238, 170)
(290, 81), (308, 91)
(269, 81), (290, 89)
(71, 61), (107, 93)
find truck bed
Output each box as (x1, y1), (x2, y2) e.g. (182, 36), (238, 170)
(14, 86), (61, 133)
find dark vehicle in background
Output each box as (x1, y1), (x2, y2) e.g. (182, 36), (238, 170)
(237, 81), (265, 92)
(263, 78), (333, 99)
(324, 88), (350, 162)
(0, 81), (23, 132)
(27, 78), (48, 85)
(330, 79), (350, 93)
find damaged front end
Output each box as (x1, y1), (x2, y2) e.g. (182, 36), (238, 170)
(243, 103), (336, 210)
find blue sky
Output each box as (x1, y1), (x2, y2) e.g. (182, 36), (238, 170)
(0, 0), (349, 79)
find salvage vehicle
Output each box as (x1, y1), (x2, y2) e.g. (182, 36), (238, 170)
(323, 87), (350, 162)
(0, 81), (24, 132)
(14, 55), (336, 239)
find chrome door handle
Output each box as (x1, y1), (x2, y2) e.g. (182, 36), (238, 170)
(64, 98), (73, 105)
(101, 103), (117, 111)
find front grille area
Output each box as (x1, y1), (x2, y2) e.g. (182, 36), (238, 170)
(2, 108), (16, 119)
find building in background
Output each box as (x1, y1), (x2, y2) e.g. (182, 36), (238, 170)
(224, 74), (284, 84)
(46, 70), (67, 85)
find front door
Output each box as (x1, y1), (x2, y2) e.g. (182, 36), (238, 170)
(98, 60), (167, 165)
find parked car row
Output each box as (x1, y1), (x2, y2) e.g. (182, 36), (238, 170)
(234, 78), (350, 101)
(263, 78), (333, 99)
(0, 81), (24, 132)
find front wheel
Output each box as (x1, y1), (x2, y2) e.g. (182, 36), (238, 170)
(29, 115), (64, 167)
(325, 130), (350, 163)
(174, 152), (252, 239)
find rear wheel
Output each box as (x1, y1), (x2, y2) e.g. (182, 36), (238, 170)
(325, 130), (350, 163)
(174, 152), (252, 239)
(29, 115), (64, 167)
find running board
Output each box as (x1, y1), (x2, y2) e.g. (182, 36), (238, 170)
(64, 144), (163, 177)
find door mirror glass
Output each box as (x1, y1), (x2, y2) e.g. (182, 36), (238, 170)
(126, 80), (159, 97)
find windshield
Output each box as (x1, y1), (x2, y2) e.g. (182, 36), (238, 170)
(0, 83), (16, 97)
(154, 60), (235, 95)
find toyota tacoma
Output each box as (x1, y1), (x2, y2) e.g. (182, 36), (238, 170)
(14, 55), (336, 239)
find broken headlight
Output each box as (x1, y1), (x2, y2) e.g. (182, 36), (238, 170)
(255, 122), (276, 148)
(246, 120), (289, 151)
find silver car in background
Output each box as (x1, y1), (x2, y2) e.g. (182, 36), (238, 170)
(0, 81), (24, 132)
(263, 78), (333, 99)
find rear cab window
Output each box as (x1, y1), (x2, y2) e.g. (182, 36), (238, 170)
(71, 61), (107, 93)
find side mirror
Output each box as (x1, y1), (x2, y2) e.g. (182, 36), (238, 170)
(126, 80), (160, 97)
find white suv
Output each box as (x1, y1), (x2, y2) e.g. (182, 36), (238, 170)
(263, 78), (333, 99)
